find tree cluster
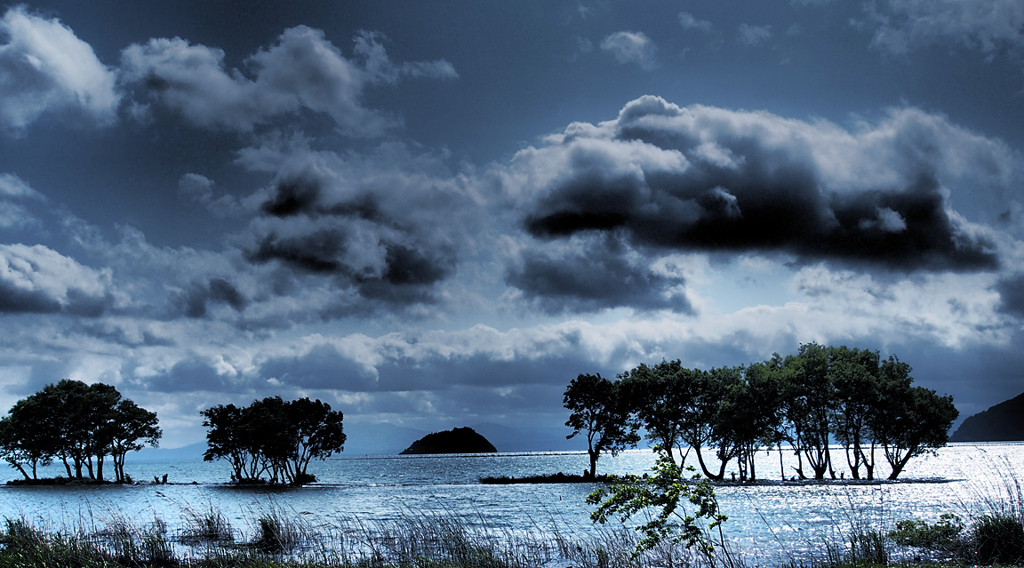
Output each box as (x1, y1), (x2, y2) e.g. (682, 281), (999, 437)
(565, 344), (958, 481)
(201, 396), (346, 485)
(0, 380), (161, 482)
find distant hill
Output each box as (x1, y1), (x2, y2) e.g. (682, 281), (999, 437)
(400, 427), (497, 455)
(950, 391), (1024, 442)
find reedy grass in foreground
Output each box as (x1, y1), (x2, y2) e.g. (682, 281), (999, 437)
(0, 507), (712, 568)
(5, 470), (1024, 568)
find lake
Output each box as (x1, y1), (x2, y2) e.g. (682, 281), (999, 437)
(1, 443), (1021, 565)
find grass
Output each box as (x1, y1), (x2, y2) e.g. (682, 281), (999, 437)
(0, 507), (700, 568)
(5, 470), (1024, 568)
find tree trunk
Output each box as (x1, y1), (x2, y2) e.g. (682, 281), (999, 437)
(9, 461), (29, 480)
(694, 446), (723, 481)
(888, 453), (913, 480)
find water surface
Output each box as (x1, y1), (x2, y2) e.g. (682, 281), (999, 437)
(1, 443), (1020, 565)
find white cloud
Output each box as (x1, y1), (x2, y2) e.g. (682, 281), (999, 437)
(353, 31), (458, 83)
(600, 31), (658, 70)
(0, 173), (43, 199)
(120, 25), (456, 135)
(0, 244), (115, 315)
(0, 6), (119, 133)
(738, 24), (773, 46)
(678, 12), (713, 32)
(177, 173), (240, 217)
(869, 0), (1024, 56)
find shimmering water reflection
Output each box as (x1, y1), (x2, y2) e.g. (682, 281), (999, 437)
(1, 443), (1021, 565)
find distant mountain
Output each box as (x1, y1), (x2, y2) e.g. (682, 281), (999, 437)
(400, 427), (497, 455)
(950, 391), (1024, 442)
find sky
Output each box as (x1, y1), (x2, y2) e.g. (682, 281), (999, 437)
(1, 0), (1023, 451)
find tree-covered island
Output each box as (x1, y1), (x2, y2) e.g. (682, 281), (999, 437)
(0, 379), (160, 483)
(566, 343), (958, 482)
(201, 396), (346, 485)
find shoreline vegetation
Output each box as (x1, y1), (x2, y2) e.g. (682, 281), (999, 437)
(2, 447), (1023, 567)
(1, 481), (1023, 568)
(477, 472), (955, 486)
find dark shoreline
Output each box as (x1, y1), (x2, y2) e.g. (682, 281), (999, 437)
(478, 472), (957, 486)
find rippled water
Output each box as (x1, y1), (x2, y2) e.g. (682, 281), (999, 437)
(1, 443), (1021, 565)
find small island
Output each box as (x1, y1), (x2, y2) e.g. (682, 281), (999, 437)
(400, 427), (497, 454)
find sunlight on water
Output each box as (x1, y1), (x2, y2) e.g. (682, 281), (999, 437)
(1, 443), (1021, 565)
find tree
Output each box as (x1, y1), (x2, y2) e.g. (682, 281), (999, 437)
(107, 400), (162, 483)
(618, 361), (696, 467)
(201, 396), (346, 484)
(830, 346), (881, 479)
(678, 368), (729, 481)
(718, 362), (785, 482)
(870, 357), (958, 480)
(564, 373), (637, 479)
(202, 403), (261, 482)
(285, 398), (346, 484)
(781, 343), (837, 480)
(0, 380), (160, 482)
(0, 394), (59, 480)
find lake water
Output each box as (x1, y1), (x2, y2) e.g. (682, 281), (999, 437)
(1, 443), (1022, 565)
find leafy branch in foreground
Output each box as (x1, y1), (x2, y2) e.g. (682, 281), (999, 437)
(586, 446), (730, 564)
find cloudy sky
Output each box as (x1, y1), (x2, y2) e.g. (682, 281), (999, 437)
(1, 0), (1023, 450)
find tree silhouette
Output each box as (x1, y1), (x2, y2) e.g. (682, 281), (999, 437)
(201, 396), (345, 484)
(0, 380), (160, 481)
(564, 373), (637, 479)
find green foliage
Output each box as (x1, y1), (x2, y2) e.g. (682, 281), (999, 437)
(180, 507), (235, 544)
(599, 342), (958, 483)
(847, 530), (888, 566)
(564, 373), (638, 478)
(0, 380), (160, 482)
(254, 515), (300, 554)
(586, 446), (728, 562)
(888, 514), (964, 551)
(972, 513), (1024, 565)
(201, 397), (345, 485)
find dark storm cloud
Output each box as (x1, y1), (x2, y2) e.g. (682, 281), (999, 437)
(505, 235), (692, 314)
(517, 96), (1002, 272)
(996, 274), (1024, 319)
(247, 218), (456, 298)
(241, 142), (477, 308)
(174, 278), (248, 318)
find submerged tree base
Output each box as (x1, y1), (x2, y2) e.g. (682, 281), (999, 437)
(5, 477), (126, 486)
(479, 472), (615, 484)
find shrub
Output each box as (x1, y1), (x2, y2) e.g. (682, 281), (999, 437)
(253, 514), (301, 554)
(888, 513), (964, 551)
(848, 529), (887, 565)
(972, 513), (1024, 565)
(180, 507), (234, 544)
